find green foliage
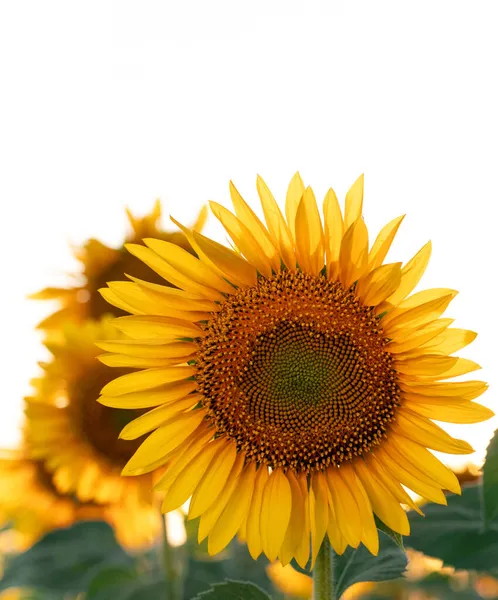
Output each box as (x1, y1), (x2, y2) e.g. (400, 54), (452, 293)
(0, 521), (133, 594)
(182, 541), (279, 600)
(483, 428), (498, 527)
(191, 579), (271, 600)
(407, 484), (498, 574)
(333, 530), (408, 599)
(87, 572), (166, 600)
(86, 566), (138, 599)
(374, 516), (404, 550)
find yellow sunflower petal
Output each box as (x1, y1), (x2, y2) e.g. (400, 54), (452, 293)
(119, 394), (200, 440)
(126, 243), (224, 301)
(279, 469), (306, 566)
(344, 467), (379, 555)
(373, 447), (447, 504)
(339, 219), (369, 289)
(144, 239), (234, 295)
(285, 171), (305, 243)
(246, 466), (269, 560)
(188, 441), (238, 519)
(310, 471), (329, 567)
(386, 434), (460, 494)
(229, 181), (280, 272)
(96, 340), (197, 359)
(399, 379), (488, 401)
(394, 409), (474, 455)
(98, 353), (190, 368)
(294, 474), (312, 569)
(368, 215), (405, 271)
(385, 241), (432, 306)
(422, 357), (481, 380)
(325, 467), (362, 548)
(160, 436), (226, 513)
(353, 459), (410, 536)
(395, 354), (459, 376)
(99, 288), (143, 315)
(344, 174), (364, 231)
(154, 429), (218, 494)
(111, 315), (205, 341)
(208, 462), (257, 555)
(365, 454), (424, 515)
(122, 410), (206, 475)
(323, 187), (344, 280)
(128, 275), (218, 311)
(355, 262), (402, 306)
(420, 328), (477, 355)
(404, 399), (494, 424)
(382, 294), (455, 334)
(260, 468), (292, 561)
(327, 502), (348, 555)
(387, 319), (453, 354)
(106, 281), (211, 321)
(295, 187), (324, 276)
(192, 229), (257, 287)
(398, 287), (459, 310)
(99, 380), (197, 409)
(198, 452), (245, 543)
(170, 217), (257, 288)
(100, 366), (196, 396)
(256, 175), (295, 270)
(209, 201), (273, 278)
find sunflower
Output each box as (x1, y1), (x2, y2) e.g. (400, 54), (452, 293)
(0, 451), (160, 550)
(98, 173), (491, 568)
(32, 202), (207, 331)
(24, 318), (157, 508)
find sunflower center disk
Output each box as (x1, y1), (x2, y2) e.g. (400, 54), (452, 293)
(197, 271), (401, 472)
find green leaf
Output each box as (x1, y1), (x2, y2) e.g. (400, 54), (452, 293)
(86, 566), (138, 599)
(333, 530), (407, 599)
(183, 546), (278, 599)
(407, 484), (498, 574)
(483, 428), (498, 527)
(192, 579), (272, 600)
(374, 516), (404, 550)
(0, 521), (134, 594)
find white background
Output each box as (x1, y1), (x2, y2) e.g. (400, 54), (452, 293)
(0, 1), (497, 468)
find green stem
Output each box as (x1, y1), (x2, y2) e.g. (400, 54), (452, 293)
(313, 536), (334, 600)
(161, 512), (177, 600)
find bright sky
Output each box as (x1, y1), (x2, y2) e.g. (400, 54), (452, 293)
(1, 1), (497, 469)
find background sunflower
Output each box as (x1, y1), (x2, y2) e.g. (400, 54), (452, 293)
(24, 318), (158, 507)
(0, 451), (159, 551)
(31, 203), (207, 333)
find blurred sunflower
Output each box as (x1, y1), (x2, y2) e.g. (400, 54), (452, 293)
(0, 451), (160, 550)
(98, 174), (491, 568)
(32, 202), (207, 331)
(24, 318), (157, 508)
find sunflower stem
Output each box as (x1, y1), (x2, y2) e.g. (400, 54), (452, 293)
(313, 536), (334, 600)
(161, 512), (177, 600)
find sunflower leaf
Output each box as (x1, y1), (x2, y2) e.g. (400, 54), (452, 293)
(0, 521), (133, 594)
(86, 566), (138, 599)
(333, 530), (408, 599)
(407, 484), (498, 574)
(483, 428), (498, 528)
(374, 516), (405, 550)
(191, 579), (271, 599)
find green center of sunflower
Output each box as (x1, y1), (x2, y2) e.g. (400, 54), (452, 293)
(197, 270), (401, 473)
